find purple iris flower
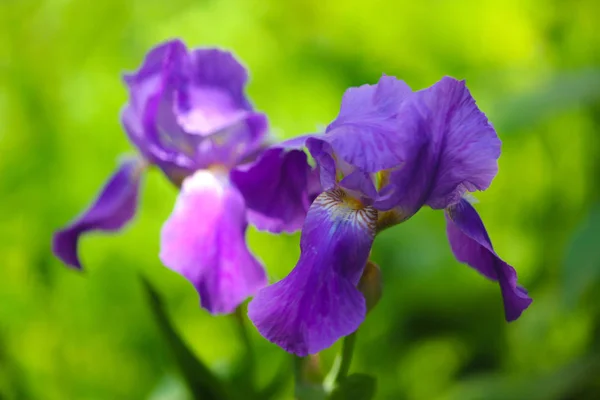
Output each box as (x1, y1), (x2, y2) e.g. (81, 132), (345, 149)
(248, 75), (532, 356)
(53, 39), (318, 315)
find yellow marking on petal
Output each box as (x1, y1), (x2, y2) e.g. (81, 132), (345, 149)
(343, 196), (364, 210)
(376, 209), (406, 232)
(377, 170), (391, 191)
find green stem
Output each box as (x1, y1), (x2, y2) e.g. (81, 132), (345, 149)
(233, 307), (255, 368)
(335, 331), (357, 384)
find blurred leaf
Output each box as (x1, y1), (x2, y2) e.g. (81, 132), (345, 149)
(442, 356), (599, 400)
(140, 277), (229, 400)
(329, 374), (377, 400)
(563, 204), (600, 307)
(257, 357), (292, 400)
(148, 374), (191, 400)
(494, 69), (600, 132)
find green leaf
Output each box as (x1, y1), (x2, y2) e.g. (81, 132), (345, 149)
(329, 374), (377, 400)
(562, 205), (600, 307)
(493, 69), (600, 132)
(140, 276), (230, 400)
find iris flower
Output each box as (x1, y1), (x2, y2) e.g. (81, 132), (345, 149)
(53, 39), (317, 315)
(248, 75), (532, 356)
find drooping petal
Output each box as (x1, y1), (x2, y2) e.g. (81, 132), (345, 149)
(52, 158), (144, 269)
(445, 199), (532, 321)
(325, 75), (423, 172)
(160, 170), (267, 315)
(416, 77), (501, 209)
(248, 189), (377, 356)
(230, 146), (320, 233)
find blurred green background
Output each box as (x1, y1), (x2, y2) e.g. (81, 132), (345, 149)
(1, 0), (600, 399)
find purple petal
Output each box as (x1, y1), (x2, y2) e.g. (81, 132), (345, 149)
(123, 39), (188, 115)
(445, 199), (532, 321)
(194, 112), (269, 168)
(230, 147), (320, 233)
(248, 189), (377, 356)
(306, 137), (337, 191)
(160, 170), (267, 315)
(123, 39), (198, 168)
(325, 75), (423, 172)
(377, 77), (500, 216)
(52, 158), (144, 269)
(339, 170), (378, 203)
(417, 77), (501, 209)
(122, 41), (265, 175)
(189, 48), (252, 111)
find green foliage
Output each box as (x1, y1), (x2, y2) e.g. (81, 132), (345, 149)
(563, 205), (600, 307)
(141, 277), (229, 400)
(329, 374), (377, 400)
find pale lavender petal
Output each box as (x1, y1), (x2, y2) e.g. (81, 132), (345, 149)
(325, 75), (423, 172)
(52, 158), (144, 269)
(230, 147), (319, 233)
(160, 170), (267, 315)
(445, 199), (532, 321)
(248, 189), (377, 356)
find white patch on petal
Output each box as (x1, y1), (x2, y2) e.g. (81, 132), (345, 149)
(463, 192), (479, 205)
(181, 170), (226, 197)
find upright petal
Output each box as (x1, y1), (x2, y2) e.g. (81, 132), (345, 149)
(416, 77), (501, 209)
(52, 158), (144, 269)
(160, 170), (267, 315)
(189, 48), (252, 111)
(230, 146), (320, 233)
(325, 75), (423, 172)
(122, 39), (199, 170)
(248, 189), (377, 356)
(380, 77), (501, 216)
(123, 39), (188, 115)
(445, 199), (532, 321)
(306, 136), (337, 191)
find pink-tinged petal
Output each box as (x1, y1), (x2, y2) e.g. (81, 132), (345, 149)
(248, 189), (377, 356)
(52, 158), (144, 269)
(325, 75), (423, 172)
(445, 199), (532, 321)
(416, 77), (501, 209)
(230, 146), (320, 233)
(160, 170), (267, 315)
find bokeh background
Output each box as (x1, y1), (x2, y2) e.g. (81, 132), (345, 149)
(2, 0), (600, 399)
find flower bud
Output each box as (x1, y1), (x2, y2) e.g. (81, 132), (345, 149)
(358, 260), (382, 313)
